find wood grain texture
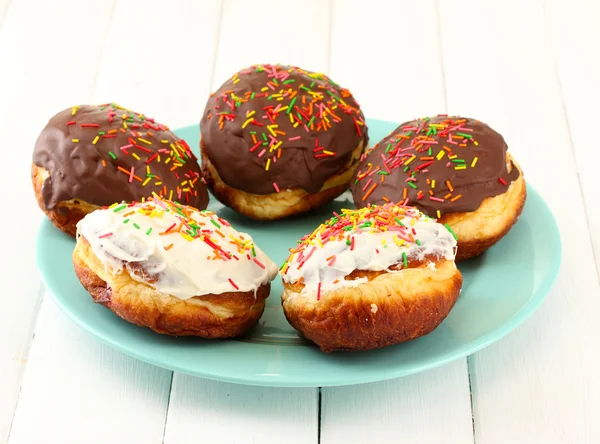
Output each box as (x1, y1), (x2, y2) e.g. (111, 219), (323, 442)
(8, 299), (172, 444)
(0, 1), (115, 442)
(164, 377), (318, 444)
(322, 364), (474, 444)
(93, 0), (223, 128)
(321, 2), (474, 443)
(543, 0), (600, 277)
(163, 2), (324, 442)
(439, 1), (600, 442)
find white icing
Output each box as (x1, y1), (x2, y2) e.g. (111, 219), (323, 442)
(77, 201), (278, 299)
(281, 207), (456, 295)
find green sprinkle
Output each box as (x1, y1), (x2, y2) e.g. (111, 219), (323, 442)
(346, 239), (352, 245)
(416, 239), (422, 246)
(287, 97), (297, 114)
(251, 92), (256, 100)
(452, 159), (466, 163)
(343, 226), (353, 231)
(283, 79), (295, 84)
(405, 131), (413, 136)
(403, 166), (410, 172)
(308, 115), (315, 127)
(249, 131), (256, 135)
(133, 223), (140, 229)
(98, 131), (105, 135)
(428, 147), (432, 156)
(403, 252), (408, 268)
(146, 227), (152, 235)
(385, 143), (393, 153)
(359, 222), (372, 228)
(445, 223), (458, 240)
(123, 218), (130, 224)
(395, 217), (405, 226)
(262, 133), (268, 141)
(457, 132), (473, 139)
(300, 85), (311, 91)
(113, 204), (127, 212)
(407, 182), (418, 189)
(252, 246), (256, 257)
(210, 220), (221, 228)
(310, 81), (315, 88)
(279, 261), (288, 271)
(108, 152), (117, 160)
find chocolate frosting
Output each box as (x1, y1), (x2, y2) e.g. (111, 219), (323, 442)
(200, 64), (368, 195)
(351, 116), (520, 216)
(33, 104), (208, 210)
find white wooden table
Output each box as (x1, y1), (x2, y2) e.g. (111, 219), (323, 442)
(2, 1), (599, 442)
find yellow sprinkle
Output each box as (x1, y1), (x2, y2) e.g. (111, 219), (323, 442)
(161, 139), (169, 143)
(261, 87), (269, 92)
(267, 125), (278, 137)
(323, 150), (334, 155)
(293, 122), (299, 128)
(437, 210), (441, 219)
(431, 180), (436, 189)
(92, 136), (100, 145)
(146, 166), (150, 174)
(455, 165), (467, 170)
(404, 155), (417, 166)
(233, 78), (240, 84)
(72, 138), (79, 143)
(132, 153), (140, 160)
(123, 121), (128, 129)
(448, 155), (457, 159)
(181, 233), (193, 242)
(182, 187), (190, 192)
(71, 106), (79, 115)
(436, 150), (445, 160)
(138, 138), (152, 145)
(169, 190), (173, 200)
(246, 110), (256, 117)
(165, 158), (171, 164)
(155, 181), (162, 186)
(474, 141), (479, 146)
(471, 157), (478, 167)
(265, 158), (271, 171)
(157, 155), (161, 162)
(271, 141), (282, 152)
(242, 118), (254, 129)
(142, 177), (152, 186)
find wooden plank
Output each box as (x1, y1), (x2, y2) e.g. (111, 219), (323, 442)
(322, 365), (474, 444)
(543, 0), (600, 274)
(164, 377), (318, 444)
(321, 2), (474, 443)
(8, 299), (172, 444)
(93, 0), (222, 127)
(163, 1), (326, 442)
(439, 1), (600, 442)
(0, 1), (115, 442)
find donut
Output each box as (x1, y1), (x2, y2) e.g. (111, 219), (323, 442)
(351, 116), (526, 260)
(32, 103), (209, 236)
(280, 203), (462, 352)
(72, 197), (277, 337)
(200, 64), (368, 220)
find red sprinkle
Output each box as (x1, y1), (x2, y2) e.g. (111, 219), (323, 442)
(228, 278), (239, 290)
(98, 232), (113, 239)
(499, 177), (507, 186)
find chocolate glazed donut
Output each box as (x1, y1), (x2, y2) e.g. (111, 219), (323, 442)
(352, 116), (525, 260)
(352, 116), (519, 215)
(199, 64), (368, 219)
(32, 103), (208, 235)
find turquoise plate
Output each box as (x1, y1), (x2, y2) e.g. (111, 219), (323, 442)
(36, 118), (561, 387)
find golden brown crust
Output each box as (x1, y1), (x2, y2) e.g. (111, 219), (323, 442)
(200, 139), (364, 220)
(281, 259), (462, 352)
(440, 156), (527, 261)
(32, 163), (99, 237)
(73, 236), (269, 338)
